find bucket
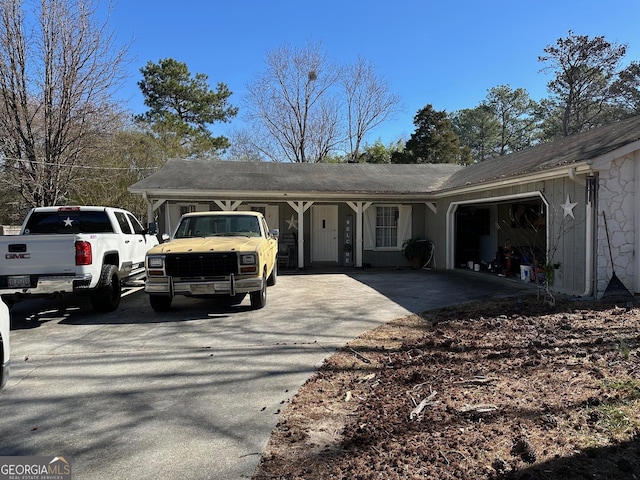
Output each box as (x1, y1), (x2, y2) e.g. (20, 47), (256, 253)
(520, 265), (533, 282)
(467, 261), (474, 269)
(473, 263), (480, 271)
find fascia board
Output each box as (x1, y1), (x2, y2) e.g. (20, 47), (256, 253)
(129, 188), (440, 203)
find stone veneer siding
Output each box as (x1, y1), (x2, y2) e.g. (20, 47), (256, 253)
(596, 153), (637, 298)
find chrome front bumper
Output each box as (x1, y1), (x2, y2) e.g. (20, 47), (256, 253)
(145, 274), (264, 297)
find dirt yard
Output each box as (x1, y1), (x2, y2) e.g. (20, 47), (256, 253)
(252, 294), (640, 479)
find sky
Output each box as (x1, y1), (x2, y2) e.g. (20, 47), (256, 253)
(101, 0), (640, 147)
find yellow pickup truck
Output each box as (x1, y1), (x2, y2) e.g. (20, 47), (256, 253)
(144, 211), (279, 311)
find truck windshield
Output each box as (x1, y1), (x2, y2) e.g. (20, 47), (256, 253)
(174, 215), (262, 238)
(24, 211), (114, 234)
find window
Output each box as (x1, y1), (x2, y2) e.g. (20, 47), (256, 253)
(376, 206), (398, 248)
(114, 212), (132, 234)
(24, 211), (114, 234)
(127, 214), (146, 234)
(363, 204), (411, 251)
(179, 205), (196, 216)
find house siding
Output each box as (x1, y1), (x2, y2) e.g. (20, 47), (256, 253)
(546, 177), (588, 296)
(360, 203), (428, 268)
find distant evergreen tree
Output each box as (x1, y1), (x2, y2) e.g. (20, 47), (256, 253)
(137, 58), (238, 158)
(392, 105), (471, 164)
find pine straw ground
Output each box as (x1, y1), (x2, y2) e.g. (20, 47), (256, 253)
(253, 295), (640, 480)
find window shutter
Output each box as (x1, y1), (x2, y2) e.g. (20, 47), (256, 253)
(363, 206), (375, 250)
(398, 205), (412, 247)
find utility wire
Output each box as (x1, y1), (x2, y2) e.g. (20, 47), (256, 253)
(0, 156), (159, 171)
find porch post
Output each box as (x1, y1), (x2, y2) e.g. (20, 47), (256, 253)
(347, 201), (372, 268)
(214, 200), (243, 211)
(150, 198), (165, 232)
(143, 193), (165, 226)
(287, 201), (313, 269)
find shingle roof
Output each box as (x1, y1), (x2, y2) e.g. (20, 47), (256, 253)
(442, 115), (640, 190)
(129, 115), (640, 197)
(129, 161), (465, 195)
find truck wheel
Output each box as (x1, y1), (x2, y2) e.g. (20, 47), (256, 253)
(267, 261), (277, 286)
(150, 295), (172, 312)
(223, 293), (246, 306)
(1, 297), (15, 310)
(90, 264), (121, 312)
(250, 271), (267, 309)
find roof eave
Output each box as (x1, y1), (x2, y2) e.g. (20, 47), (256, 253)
(433, 162), (593, 198)
(130, 188), (441, 203)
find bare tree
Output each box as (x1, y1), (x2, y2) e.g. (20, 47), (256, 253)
(342, 56), (401, 162)
(244, 41), (341, 163)
(225, 128), (265, 162)
(0, 0), (128, 207)
(69, 125), (164, 219)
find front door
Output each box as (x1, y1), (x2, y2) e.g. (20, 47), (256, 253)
(312, 205), (338, 263)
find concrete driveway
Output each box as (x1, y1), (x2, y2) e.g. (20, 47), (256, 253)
(0, 269), (534, 479)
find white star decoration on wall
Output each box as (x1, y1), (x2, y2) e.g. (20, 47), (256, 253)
(561, 195), (578, 219)
(286, 215), (298, 230)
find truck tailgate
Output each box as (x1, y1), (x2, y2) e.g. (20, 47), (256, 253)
(0, 235), (77, 277)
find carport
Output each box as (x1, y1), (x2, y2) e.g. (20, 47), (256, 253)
(448, 193), (548, 274)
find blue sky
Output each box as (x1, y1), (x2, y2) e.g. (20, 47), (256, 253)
(103, 0), (640, 146)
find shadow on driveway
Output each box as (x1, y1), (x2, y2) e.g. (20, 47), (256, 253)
(288, 267), (538, 314)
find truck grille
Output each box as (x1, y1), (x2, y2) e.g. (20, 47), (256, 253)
(164, 253), (239, 277)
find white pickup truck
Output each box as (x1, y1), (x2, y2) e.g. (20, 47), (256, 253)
(0, 206), (159, 312)
(0, 297), (9, 390)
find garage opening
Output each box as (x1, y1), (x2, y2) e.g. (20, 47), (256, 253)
(454, 197), (547, 277)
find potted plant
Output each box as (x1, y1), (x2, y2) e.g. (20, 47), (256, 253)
(402, 238), (432, 269)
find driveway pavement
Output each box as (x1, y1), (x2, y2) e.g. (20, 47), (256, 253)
(0, 269), (534, 479)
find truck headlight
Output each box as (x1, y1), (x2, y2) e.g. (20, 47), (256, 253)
(240, 254), (256, 265)
(147, 256), (165, 268)
(147, 255), (166, 277)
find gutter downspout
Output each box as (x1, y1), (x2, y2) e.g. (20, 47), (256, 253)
(582, 174), (596, 298)
(568, 167), (586, 186)
(569, 167), (594, 298)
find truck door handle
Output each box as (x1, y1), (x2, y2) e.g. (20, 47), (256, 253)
(124, 240), (130, 244)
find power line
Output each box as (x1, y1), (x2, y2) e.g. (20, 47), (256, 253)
(0, 157), (159, 171)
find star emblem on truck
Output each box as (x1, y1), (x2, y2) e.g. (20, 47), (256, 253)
(63, 217), (74, 227)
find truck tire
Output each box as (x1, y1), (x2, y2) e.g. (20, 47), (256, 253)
(267, 261), (277, 286)
(150, 295), (172, 312)
(90, 264), (121, 312)
(222, 293), (246, 306)
(250, 270), (267, 309)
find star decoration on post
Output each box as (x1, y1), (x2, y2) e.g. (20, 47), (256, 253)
(63, 217), (74, 227)
(286, 214), (298, 231)
(560, 195), (578, 219)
